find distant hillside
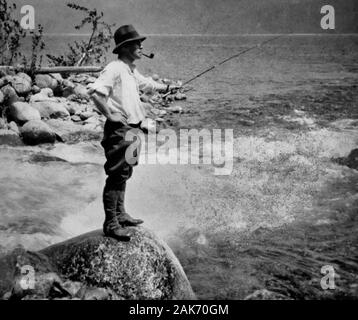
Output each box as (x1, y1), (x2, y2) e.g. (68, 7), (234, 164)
(14, 0), (358, 34)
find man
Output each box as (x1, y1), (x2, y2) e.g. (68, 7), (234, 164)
(89, 25), (180, 241)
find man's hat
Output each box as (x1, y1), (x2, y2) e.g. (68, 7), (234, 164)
(112, 25), (146, 54)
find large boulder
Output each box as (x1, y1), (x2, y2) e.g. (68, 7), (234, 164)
(45, 118), (102, 143)
(41, 228), (196, 300)
(35, 74), (58, 91)
(10, 102), (41, 123)
(11, 74), (32, 96)
(30, 101), (70, 120)
(20, 120), (57, 145)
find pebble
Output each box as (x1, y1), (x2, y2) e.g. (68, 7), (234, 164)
(167, 106), (183, 113)
(80, 111), (93, 121)
(175, 93), (187, 101)
(71, 115), (82, 122)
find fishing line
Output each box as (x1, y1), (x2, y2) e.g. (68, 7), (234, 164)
(164, 34), (285, 97)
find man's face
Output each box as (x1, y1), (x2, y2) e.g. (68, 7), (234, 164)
(123, 40), (143, 61)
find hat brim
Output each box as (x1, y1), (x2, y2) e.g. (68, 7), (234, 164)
(113, 36), (146, 54)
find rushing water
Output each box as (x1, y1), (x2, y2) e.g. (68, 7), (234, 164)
(1, 35), (358, 299)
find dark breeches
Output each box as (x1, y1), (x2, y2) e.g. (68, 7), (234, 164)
(101, 120), (142, 186)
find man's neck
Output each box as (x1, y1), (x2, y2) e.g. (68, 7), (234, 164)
(118, 55), (136, 71)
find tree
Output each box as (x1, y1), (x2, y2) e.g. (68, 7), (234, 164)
(47, 3), (115, 67)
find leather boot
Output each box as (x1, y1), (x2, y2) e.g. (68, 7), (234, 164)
(116, 182), (144, 227)
(103, 185), (131, 241)
(103, 216), (132, 241)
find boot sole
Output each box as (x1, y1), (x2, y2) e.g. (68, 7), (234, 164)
(103, 232), (131, 242)
(118, 221), (144, 227)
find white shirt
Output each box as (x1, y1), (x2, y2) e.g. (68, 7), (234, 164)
(88, 60), (166, 125)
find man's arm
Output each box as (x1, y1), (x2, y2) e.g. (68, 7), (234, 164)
(91, 92), (126, 123)
(135, 71), (181, 93)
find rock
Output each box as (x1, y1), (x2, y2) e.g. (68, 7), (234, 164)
(73, 84), (90, 100)
(0, 118), (6, 129)
(244, 289), (293, 300)
(0, 90), (4, 104)
(0, 77), (10, 88)
(71, 115), (82, 122)
(41, 228), (196, 300)
(334, 148), (358, 170)
(30, 101), (70, 119)
(29, 88), (55, 103)
(8, 121), (20, 134)
(84, 116), (99, 125)
(85, 76), (97, 84)
(0, 129), (23, 146)
(50, 73), (63, 83)
(61, 281), (83, 297)
(238, 119), (255, 126)
(21, 120), (57, 145)
(62, 80), (76, 98)
(79, 111), (93, 121)
(41, 88), (54, 98)
(82, 287), (111, 300)
(0, 247), (58, 298)
(19, 272), (66, 300)
(45, 119), (102, 143)
(346, 149), (358, 170)
(10, 102), (41, 123)
(62, 101), (77, 115)
(62, 79), (75, 89)
(31, 85), (41, 94)
(174, 93), (186, 101)
(1, 85), (19, 105)
(17, 72), (32, 83)
(11, 74), (32, 96)
(140, 94), (151, 103)
(152, 74), (160, 81)
(35, 74), (58, 91)
(167, 105), (183, 113)
(151, 108), (167, 116)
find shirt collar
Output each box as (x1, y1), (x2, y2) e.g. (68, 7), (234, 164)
(118, 59), (136, 74)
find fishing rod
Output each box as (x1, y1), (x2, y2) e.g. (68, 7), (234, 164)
(164, 34), (284, 97)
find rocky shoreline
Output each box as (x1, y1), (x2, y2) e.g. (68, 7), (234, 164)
(0, 69), (186, 146)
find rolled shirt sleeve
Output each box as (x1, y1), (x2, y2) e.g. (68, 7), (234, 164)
(87, 62), (118, 97)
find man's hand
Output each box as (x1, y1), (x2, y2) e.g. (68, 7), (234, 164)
(140, 118), (157, 133)
(108, 112), (127, 123)
(168, 84), (182, 91)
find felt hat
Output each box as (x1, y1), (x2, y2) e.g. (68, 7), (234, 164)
(112, 25), (146, 54)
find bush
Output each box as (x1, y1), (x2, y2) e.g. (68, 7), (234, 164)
(0, 0), (26, 65)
